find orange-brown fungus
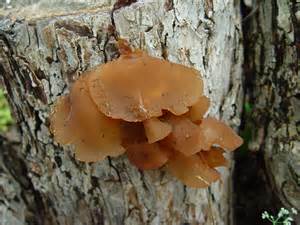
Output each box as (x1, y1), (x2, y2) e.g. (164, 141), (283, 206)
(162, 116), (206, 156)
(87, 51), (203, 122)
(49, 96), (75, 145)
(49, 39), (243, 188)
(120, 122), (147, 147)
(74, 140), (107, 162)
(50, 76), (125, 162)
(126, 143), (171, 170)
(71, 77), (125, 159)
(167, 152), (220, 188)
(143, 118), (172, 143)
(189, 96), (210, 123)
(199, 147), (228, 168)
(199, 117), (243, 151)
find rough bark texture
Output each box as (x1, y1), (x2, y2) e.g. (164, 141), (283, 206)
(0, 0), (243, 224)
(242, 0), (300, 223)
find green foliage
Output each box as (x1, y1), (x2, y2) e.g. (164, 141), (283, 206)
(244, 102), (253, 114)
(262, 208), (298, 225)
(0, 89), (13, 132)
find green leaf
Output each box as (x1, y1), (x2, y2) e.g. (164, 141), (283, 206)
(0, 89), (13, 132)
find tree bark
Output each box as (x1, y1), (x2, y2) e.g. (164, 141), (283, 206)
(0, 1), (243, 224)
(243, 0), (300, 223)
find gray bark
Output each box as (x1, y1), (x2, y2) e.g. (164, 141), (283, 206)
(243, 0), (300, 222)
(0, 0), (243, 224)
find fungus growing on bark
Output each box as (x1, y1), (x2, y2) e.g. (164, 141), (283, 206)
(199, 117), (243, 151)
(188, 96), (210, 123)
(49, 96), (75, 145)
(120, 121), (147, 147)
(126, 143), (171, 170)
(49, 39), (243, 188)
(143, 117), (172, 143)
(87, 51), (203, 122)
(161, 115), (207, 156)
(50, 76), (125, 162)
(199, 147), (228, 168)
(166, 152), (220, 188)
(74, 140), (107, 162)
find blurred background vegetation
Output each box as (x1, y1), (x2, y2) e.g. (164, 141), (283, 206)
(0, 88), (13, 132)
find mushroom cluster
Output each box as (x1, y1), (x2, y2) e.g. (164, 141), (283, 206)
(50, 40), (243, 188)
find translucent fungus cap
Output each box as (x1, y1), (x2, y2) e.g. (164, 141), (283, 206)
(49, 96), (75, 145)
(74, 140), (107, 162)
(87, 52), (203, 122)
(198, 147), (228, 168)
(161, 116), (206, 156)
(120, 122), (147, 147)
(143, 117), (172, 143)
(50, 75), (125, 162)
(167, 152), (220, 188)
(126, 143), (171, 170)
(71, 76), (125, 161)
(189, 96), (210, 123)
(199, 117), (244, 151)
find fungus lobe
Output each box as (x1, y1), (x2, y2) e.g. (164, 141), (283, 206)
(143, 117), (172, 143)
(189, 96), (210, 123)
(161, 115), (207, 156)
(49, 96), (75, 145)
(166, 152), (220, 188)
(199, 117), (243, 151)
(87, 51), (203, 122)
(126, 143), (171, 170)
(199, 147), (228, 168)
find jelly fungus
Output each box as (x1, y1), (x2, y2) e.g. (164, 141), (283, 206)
(199, 147), (228, 168)
(143, 117), (172, 143)
(49, 39), (243, 188)
(199, 117), (243, 151)
(167, 152), (220, 188)
(87, 51), (203, 122)
(189, 96), (210, 123)
(126, 143), (171, 170)
(162, 115), (207, 156)
(49, 96), (75, 145)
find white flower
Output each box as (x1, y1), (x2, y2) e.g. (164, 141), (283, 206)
(262, 211), (269, 219)
(261, 207), (297, 224)
(291, 208), (298, 215)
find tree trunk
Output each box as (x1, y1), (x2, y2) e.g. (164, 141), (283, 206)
(0, 1), (243, 224)
(242, 0), (300, 223)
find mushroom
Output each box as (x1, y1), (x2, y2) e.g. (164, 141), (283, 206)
(161, 115), (207, 156)
(166, 151), (220, 188)
(143, 117), (172, 143)
(199, 117), (243, 151)
(188, 96), (210, 123)
(74, 140), (107, 162)
(70, 76), (125, 160)
(49, 96), (76, 145)
(49, 39), (243, 189)
(120, 121), (171, 169)
(120, 121), (147, 147)
(126, 143), (172, 170)
(87, 51), (203, 122)
(50, 75), (125, 162)
(198, 147), (228, 168)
